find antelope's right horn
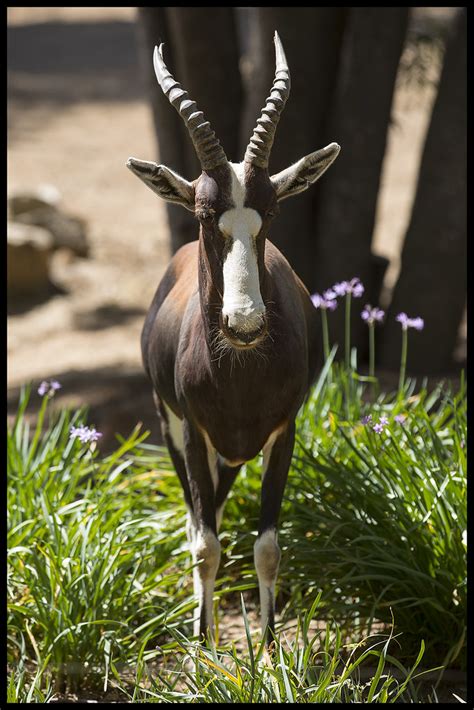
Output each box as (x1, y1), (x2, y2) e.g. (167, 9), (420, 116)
(153, 44), (228, 171)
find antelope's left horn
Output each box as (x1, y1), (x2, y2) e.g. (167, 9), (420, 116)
(244, 31), (291, 169)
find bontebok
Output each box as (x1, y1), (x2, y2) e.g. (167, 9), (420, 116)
(127, 32), (340, 645)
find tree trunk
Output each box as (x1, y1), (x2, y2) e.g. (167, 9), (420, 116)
(136, 8), (242, 253)
(379, 9), (466, 373)
(312, 7), (409, 356)
(241, 8), (348, 288)
(136, 8), (195, 252)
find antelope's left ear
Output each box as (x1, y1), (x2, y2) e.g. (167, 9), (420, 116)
(127, 157), (195, 212)
(270, 142), (341, 202)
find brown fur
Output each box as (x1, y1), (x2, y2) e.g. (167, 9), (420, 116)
(142, 235), (319, 461)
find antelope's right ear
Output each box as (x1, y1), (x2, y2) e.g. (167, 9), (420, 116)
(127, 158), (195, 212)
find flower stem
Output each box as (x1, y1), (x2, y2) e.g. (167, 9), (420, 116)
(27, 393), (49, 468)
(321, 308), (330, 362)
(345, 292), (352, 371)
(321, 308), (332, 385)
(398, 327), (408, 397)
(344, 293), (353, 414)
(369, 323), (375, 379)
(369, 322), (379, 401)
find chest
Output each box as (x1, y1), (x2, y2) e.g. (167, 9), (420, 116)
(175, 329), (306, 461)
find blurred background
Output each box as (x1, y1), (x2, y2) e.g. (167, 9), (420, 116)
(7, 7), (466, 450)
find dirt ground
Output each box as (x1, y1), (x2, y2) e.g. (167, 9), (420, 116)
(7, 7), (445, 447)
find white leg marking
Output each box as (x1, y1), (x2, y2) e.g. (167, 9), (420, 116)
(262, 432), (279, 480)
(262, 423), (287, 479)
(185, 504), (195, 546)
(192, 526), (221, 638)
(163, 402), (184, 454)
(254, 528), (281, 634)
(203, 432), (219, 492)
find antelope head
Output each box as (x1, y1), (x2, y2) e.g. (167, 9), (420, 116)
(128, 32), (340, 348)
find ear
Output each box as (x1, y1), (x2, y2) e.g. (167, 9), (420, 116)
(127, 157), (195, 212)
(270, 142), (341, 202)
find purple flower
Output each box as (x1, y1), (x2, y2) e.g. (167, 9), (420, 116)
(394, 414), (406, 425)
(311, 292), (339, 311)
(333, 281), (348, 296)
(396, 313), (425, 331)
(331, 278), (364, 298)
(38, 382), (49, 396)
(361, 304), (385, 325)
(410, 317), (424, 331)
(70, 425), (102, 444)
(361, 414), (373, 425)
(372, 415), (389, 434)
(38, 379), (62, 397)
(351, 279), (365, 298)
(323, 288), (337, 302)
(86, 428), (102, 443)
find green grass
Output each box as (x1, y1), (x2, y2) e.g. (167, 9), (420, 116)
(286, 364), (467, 670)
(7, 363), (466, 702)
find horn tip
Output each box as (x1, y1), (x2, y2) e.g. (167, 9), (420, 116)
(154, 44), (164, 62)
(327, 142), (341, 154)
(273, 31), (287, 69)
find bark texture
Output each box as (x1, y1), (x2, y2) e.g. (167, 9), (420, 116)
(240, 8), (348, 289)
(136, 7), (241, 253)
(379, 9), (466, 372)
(312, 7), (409, 354)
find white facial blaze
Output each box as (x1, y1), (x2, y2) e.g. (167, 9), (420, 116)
(220, 162), (264, 335)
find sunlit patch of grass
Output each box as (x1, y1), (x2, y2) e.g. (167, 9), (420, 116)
(7, 366), (466, 701)
(225, 363), (466, 671)
(8, 386), (193, 694)
(108, 596), (434, 703)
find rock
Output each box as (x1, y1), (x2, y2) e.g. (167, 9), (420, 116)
(8, 184), (61, 218)
(8, 186), (89, 257)
(7, 221), (54, 301)
(15, 207), (89, 257)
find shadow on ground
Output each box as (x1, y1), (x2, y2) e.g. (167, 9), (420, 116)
(8, 281), (69, 316)
(8, 17), (145, 113)
(73, 303), (147, 331)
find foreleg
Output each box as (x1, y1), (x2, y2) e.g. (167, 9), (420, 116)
(255, 422), (295, 646)
(183, 421), (220, 641)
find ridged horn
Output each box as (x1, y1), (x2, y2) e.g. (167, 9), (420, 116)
(153, 44), (228, 171)
(244, 31), (291, 168)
